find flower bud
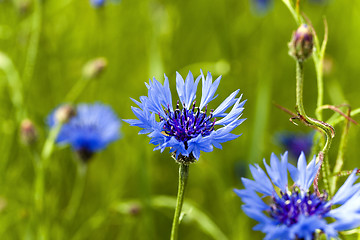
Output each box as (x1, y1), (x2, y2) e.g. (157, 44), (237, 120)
(82, 57), (107, 79)
(20, 119), (37, 145)
(128, 204), (141, 216)
(289, 24), (314, 62)
(17, 0), (31, 15)
(55, 104), (76, 124)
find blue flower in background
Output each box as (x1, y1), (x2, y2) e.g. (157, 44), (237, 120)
(250, 0), (273, 15)
(48, 103), (121, 161)
(90, 0), (121, 8)
(251, 0), (329, 15)
(277, 131), (313, 158)
(235, 152), (360, 240)
(90, 0), (105, 8)
(125, 70), (246, 162)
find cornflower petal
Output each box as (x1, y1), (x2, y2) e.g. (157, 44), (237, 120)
(234, 189), (269, 211)
(242, 166), (273, 196)
(199, 70), (221, 110)
(288, 152), (319, 192)
(213, 89), (240, 117)
(187, 135), (213, 159)
(330, 169), (360, 205)
(242, 206), (273, 227)
(146, 76), (173, 118)
(215, 96), (245, 126)
(263, 152), (288, 192)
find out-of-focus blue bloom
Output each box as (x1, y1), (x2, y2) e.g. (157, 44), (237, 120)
(235, 152), (360, 240)
(90, 0), (121, 8)
(48, 103), (121, 160)
(250, 0), (273, 16)
(276, 131), (313, 158)
(251, 0), (329, 16)
(125, 70), (246, 161)
(90, 0), (105, 8)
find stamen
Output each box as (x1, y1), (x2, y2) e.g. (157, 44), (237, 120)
(159, 101), (216, 147)
(270, 190), (331, 227)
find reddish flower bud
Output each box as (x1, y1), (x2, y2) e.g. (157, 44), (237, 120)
(289, 24), (314, 62)
(20, 119), (37, 145)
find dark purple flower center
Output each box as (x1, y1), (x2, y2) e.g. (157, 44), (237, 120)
(269, 190), (331, 226)
(159, 101), (216, 148)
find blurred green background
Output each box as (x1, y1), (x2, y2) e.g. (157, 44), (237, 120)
(1, 0), (360, 239)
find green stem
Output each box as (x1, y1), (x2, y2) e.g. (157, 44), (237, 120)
(64, 162), (88, 221)
(23, 0), (42, 86)
(34, 123), (63, 239)
(41, 123), (63, 160)
(331, 116), (350, 193)
(330, 107), (360, 126)
(0, 52), (25, 121)
(295, 61), (333, 195)
(315, 59), (324, 121)
(170, 164), (189, 240)
(64, 78), (90, 103)
(281, 0), (302, 24)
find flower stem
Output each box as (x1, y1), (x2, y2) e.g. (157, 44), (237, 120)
(65, 77), (90, 103)
(23, 0), (42, 87)
(170, 163), (189, 240)
(295, 61), (333, 196)
(331, 111), (351, 193)
(64, 162), (88, 221)
(34, 122), (63, 239)
(315, 61), (324, 121)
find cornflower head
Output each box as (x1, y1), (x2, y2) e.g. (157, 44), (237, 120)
(48, 103), (121, 161)
(125, 70), (246, 163)
(235, 152), (360, 240)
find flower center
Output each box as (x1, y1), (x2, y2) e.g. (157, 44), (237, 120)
(269, 190), (331, 226)
(160, 101), (216, 147)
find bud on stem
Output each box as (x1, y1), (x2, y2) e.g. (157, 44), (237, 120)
(82, 57), (107, 80)
(20, 119), (38, 145)
(289, 24), (314, 62)
(55, 104), (76, 124)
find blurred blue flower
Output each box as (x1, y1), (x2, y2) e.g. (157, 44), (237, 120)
(235, 152), (360, 240)
(90, 0), (105, 8)
(125, 70), (246, 162)
(276, 131), (313, 158)
(251, 0), (329, 15)
(90, 0), (121, 8)
(250, 0), (273, 15)
(48, 103), (121, 161)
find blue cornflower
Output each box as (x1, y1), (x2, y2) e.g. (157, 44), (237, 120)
(90, 0), (121, 8)
(235, 152), (360, 240)
(48, 103), (121, 161)
(251, 0), (329, 16)
(125, 70), (246, 162)
(250, 0), (273, 15)
(276, 131), (314, 158)
(90, 0), (105, 7)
